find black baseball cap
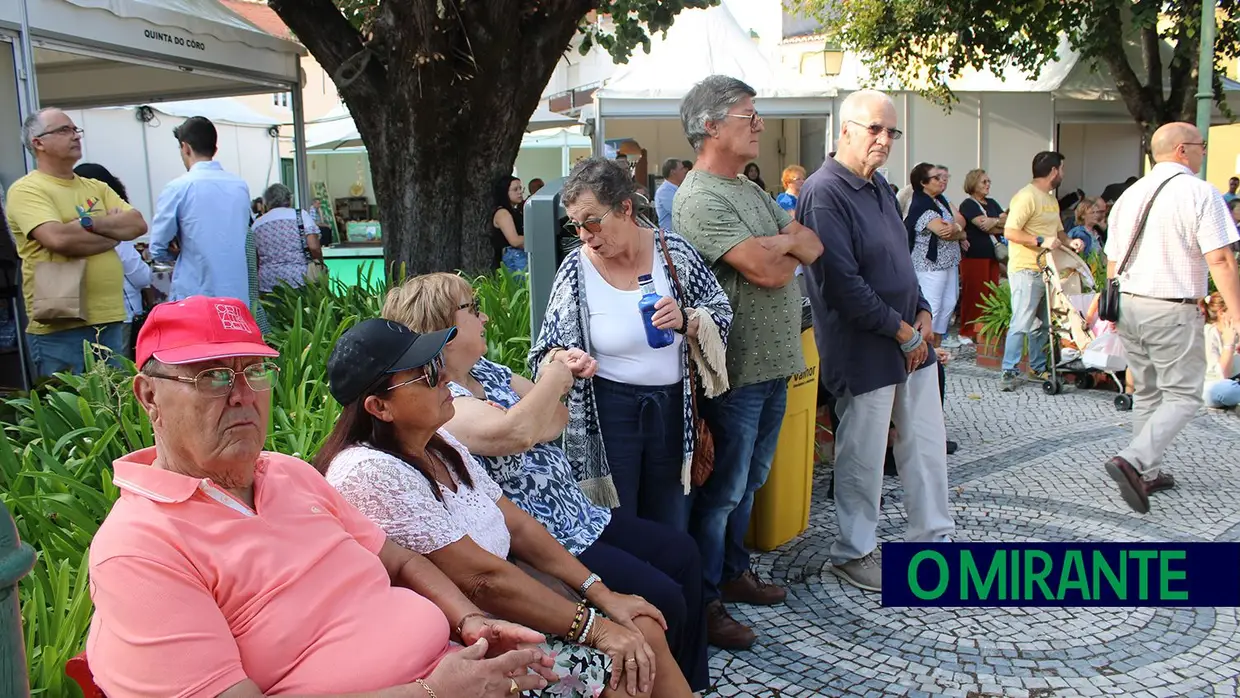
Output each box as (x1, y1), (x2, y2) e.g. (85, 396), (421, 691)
(327, 318), (456, 405)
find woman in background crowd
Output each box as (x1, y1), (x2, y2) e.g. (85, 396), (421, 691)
(492, 175), (527, 272)
(742, 163), (766, 193)
(253, 182), (323, 295)
(1066, 196), (1106, 258)
(904, 163), (963, 347)
(72, 162), (151, 358)
(957, 169), (1005, 340)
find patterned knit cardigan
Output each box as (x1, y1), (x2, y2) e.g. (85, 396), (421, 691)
(528, 231), (733, 508)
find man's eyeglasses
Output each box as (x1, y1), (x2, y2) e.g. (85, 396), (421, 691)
(723, 112), (764, 132)
(37, 126), (84, 139)
(387, 353), (445, 391)
(146, 361), (279, 397)
(1182, 140), (1208, 151)
(848, 121), (904, 141)
(563, 208), (615, 235)
(458, 298), (481, 317)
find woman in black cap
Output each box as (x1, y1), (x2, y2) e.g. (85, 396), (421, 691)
(318, 318), (692, 698)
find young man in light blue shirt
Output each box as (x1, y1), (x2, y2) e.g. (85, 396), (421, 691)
(654, 157), (688, 231)
(149, 117), (253, 308)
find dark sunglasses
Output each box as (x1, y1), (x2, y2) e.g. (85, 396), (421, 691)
(386, 353), (445, 391)
(458, 298), (481, 316)
(563, 208), (615, 235)
(848, 120), (903, 141)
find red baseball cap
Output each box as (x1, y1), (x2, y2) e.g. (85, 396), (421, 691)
(136, 296), (279, 368)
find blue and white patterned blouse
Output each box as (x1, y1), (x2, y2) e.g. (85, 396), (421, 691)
(448, 358), (611, 556)
(529, 230), (733, 508)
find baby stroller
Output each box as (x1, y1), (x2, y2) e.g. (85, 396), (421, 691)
(1036, 249), (1133, 411)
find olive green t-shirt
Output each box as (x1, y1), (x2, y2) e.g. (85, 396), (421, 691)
(672, 170), (805, 389)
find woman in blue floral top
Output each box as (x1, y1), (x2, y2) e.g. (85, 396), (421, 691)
(383, 273), (710, 694)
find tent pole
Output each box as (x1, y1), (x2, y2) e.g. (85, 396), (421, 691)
(594, 97), (605, 157)
(16, 0), (37, 113)
(291, 86), (311, 209)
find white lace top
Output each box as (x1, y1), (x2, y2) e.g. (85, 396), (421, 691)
(325, 430), (512, 559)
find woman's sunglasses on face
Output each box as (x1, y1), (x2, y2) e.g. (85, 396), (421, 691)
(386, 353), (445, 391)
(563, 208), (615, 235)
(458, 298), (481, 317)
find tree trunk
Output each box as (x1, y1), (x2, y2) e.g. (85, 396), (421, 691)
(271, 0), (590, 280)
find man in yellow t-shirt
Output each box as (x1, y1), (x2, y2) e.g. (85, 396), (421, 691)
(7, 108), (147, 377)
(998, 151), (1072, 392)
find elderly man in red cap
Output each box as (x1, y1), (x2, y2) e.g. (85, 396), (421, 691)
(86, 296), (555, 698)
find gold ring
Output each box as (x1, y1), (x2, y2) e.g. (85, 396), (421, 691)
(626, 658), (638, 665)
(509, 678), (520, 695)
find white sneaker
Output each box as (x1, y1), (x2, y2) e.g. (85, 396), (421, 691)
(830, 553), (882, 592)
(941, 335), (964, 349)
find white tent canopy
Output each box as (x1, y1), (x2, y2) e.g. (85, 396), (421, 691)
(595, 5), (834, 118)
(304, 103), (579, 151)
(100, 96), (281, 126)
(0, 0), (305, 107)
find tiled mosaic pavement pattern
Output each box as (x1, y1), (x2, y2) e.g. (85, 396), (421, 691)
(708, 353), (1240, 698)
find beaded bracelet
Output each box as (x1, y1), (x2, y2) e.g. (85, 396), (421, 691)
(576, 607), (597, 644)
(567, 601), (587, 639)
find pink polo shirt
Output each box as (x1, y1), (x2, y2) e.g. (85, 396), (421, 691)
(86, 448), (451, 697)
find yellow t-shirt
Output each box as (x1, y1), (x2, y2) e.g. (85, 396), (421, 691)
(6, 171), (132, 334)
(1004, 183), (1064, 273)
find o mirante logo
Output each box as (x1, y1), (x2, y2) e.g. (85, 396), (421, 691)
(881, 542), (1240, 607)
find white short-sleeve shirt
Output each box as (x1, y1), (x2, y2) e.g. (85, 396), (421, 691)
(1104, 162), (1240, 299)
(325, 429), (512, 558)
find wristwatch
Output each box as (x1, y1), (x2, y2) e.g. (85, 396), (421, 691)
(80, 215), (94, 232)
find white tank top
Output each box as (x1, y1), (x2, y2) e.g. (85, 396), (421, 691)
(580, 244), (684, 386)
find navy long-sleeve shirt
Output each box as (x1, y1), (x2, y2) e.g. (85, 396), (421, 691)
(798, 156), (934, 398)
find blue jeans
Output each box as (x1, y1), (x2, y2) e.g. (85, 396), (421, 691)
(690, 378), (788, 602)
(26, 322), (125, 378)
(1205, 379), (1240, 408)
(1002, 270), (1049, 373)
(594, 376), (689, 531)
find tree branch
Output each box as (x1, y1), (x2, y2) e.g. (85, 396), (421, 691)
(268, 0), (385, 122)
(1141, 23), (1163, 111)
(1094, 2), (1153, 125)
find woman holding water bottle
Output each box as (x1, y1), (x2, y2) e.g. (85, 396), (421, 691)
(531, 157), (733, 530)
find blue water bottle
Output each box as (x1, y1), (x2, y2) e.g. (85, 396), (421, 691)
(637, 274), (675, 349)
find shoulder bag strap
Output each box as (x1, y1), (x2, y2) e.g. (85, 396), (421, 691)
(1116, 172), (1183, 276)
(294, 209), (316, 263)
(655, 228), (700, 408)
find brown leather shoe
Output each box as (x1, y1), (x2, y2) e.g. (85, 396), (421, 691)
(1144, 471), (1176, 495)
(1104, 456), (1150, 514)
(719, 570), (787, 606)
(705, 599), (756, 650)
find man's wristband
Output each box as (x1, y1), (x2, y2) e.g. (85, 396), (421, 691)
(1035, 236), (1045, 247)
(900, 332), (924, 354)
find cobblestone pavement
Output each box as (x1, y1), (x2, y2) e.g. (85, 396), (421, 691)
(708, 353), (1240, 698)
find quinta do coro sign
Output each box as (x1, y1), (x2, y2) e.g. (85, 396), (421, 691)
(143, 29), (207, 51)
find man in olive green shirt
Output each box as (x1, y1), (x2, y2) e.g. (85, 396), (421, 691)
(672, 75), (823, 651)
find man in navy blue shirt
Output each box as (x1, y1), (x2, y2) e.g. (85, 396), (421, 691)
(797, 90), (955, 593)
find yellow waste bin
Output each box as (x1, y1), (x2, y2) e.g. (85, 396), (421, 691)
(746, 308), (819, 552)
